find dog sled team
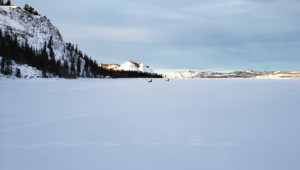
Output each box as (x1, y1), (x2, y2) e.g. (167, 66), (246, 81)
(147, 79), (169, 83)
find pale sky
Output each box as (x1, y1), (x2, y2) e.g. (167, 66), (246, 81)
(12, 0), (300, 74)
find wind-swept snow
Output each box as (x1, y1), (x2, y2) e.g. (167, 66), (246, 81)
(1, 79), (300, 170)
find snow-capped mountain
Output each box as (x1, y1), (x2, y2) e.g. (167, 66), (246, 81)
(0, 5), (86, 78)
(0, 6), (65, 60)
(167, 70), (300, 79)
(99, 61), (154, 74)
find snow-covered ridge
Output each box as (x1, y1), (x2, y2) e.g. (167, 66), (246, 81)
(0, 6), (65, 60)
(167, 70), (300, 79)
(0, 5), (88, 77)
(99, 61), (154, 74)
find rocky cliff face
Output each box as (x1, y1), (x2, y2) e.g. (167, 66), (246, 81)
(0, 5), (89, 78)
(0, 6), (65, 59)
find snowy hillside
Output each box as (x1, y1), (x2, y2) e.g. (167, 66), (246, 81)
(167, 70), (300, 79)
(0, 57), (42, 79)
(0, 5), (158, 78)
(0, 5), (108, 79)
(99, 61), (154, 74)
(0, 6), (65, 60)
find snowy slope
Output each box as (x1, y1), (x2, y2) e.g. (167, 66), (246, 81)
(137, 63), (154, 73)
(0, 57), (42, 79)
(100, 61), (154, 74)
(0, 5), (86, 76)
(0, 6), (65, 60)
(117, 61), (139, 71)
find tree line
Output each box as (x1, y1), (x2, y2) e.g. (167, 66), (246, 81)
(0, 0), (11, 6)
(0, 29), (162, 79)
(23, 4), (39, 15)
(0, 1), (40, 16)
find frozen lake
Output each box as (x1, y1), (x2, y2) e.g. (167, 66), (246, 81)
(1, 78), (300, 170)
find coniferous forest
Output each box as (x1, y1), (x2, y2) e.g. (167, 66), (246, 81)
(0, 29), (162, 79)
(0, 0), (11, 6)
(0, 1), (163, 79)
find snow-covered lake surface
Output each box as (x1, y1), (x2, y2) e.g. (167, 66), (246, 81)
(1, 78), (300, 170)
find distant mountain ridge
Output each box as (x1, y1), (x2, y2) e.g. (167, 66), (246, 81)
(167, 70), (300, 79)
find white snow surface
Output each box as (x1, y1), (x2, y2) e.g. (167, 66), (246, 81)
(1, 79), (300, 170)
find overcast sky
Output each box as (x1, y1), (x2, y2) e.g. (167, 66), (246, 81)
(13, 0), (300, 73)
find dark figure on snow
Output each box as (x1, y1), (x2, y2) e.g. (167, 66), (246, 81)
(148, 79), (152, 83)
(166, 79), (169, 81)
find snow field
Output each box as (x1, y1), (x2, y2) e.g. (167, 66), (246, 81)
(0, 79), (300, 170)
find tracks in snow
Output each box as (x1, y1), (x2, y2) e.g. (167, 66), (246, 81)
(0, 106), (239, 148)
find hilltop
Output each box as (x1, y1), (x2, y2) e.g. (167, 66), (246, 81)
(99, 61), (154, 74)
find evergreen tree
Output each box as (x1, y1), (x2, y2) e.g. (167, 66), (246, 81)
(0, 47), (5, 73)
(6, 0), (11, 6)
(24, 4), (29, 11)
(41, 42), (48, 77)
(75, 44), (78, 53)
(15, 68), (21, 78)
(70, 58), (75, 75)
(34, 10), (38, 15)
(47, 36), (55, 74)
(76, 56), (81, 76)
(62, 60), (70, 78)
(1, 34), (13, 75)
(47, 36), (53, 49)
(29, 6), (34, 14)
(55, 59), (61, 77)
(0, 29), (2, 56)
(42, 66), (47, 78)
(4, 29), (9, 38)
